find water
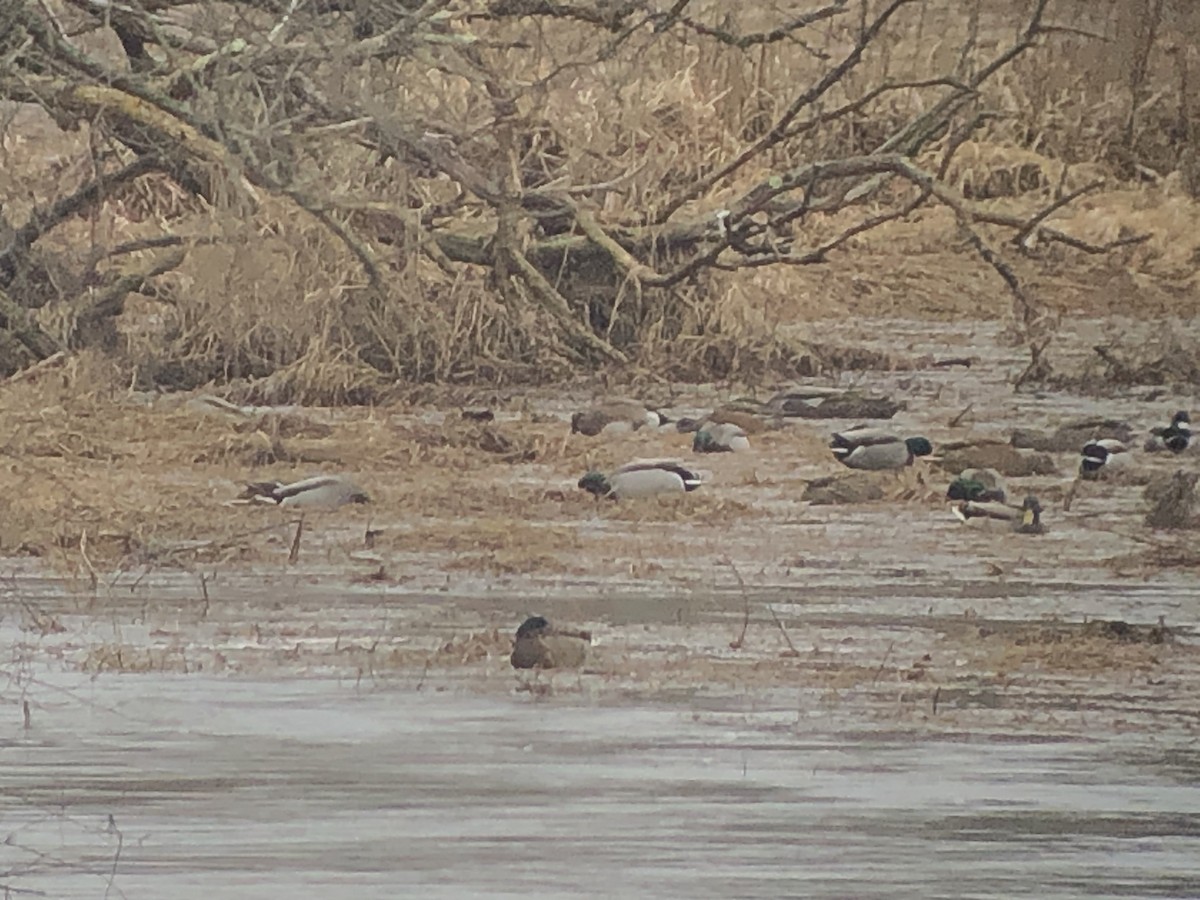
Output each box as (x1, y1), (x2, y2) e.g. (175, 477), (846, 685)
(3, 314), (1200, 897)
(3, 674), (1199, 899)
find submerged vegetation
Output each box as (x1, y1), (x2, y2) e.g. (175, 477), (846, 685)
(2, 0), (1199, 398)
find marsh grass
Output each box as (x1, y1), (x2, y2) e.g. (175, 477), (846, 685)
(4, 1), (1200, 396)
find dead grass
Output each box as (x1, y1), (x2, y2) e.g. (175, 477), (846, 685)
(949, 617), (1177, 676)
(4, 2), (1200, 394)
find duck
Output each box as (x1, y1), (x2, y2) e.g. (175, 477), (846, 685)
(946, 467), (1008, 503)
(1145, 410), (1191, 454)
(510, 616), (591, 669)
(1079, 438), (1132, 480)
(675, 407), (766, 436)
(239, 475), (370, 508)
(829, 426), (933, 470)
(578, 459), (704, 499)
(693, 421), (750, 453)
(952, 495), (1045, 534)
(570, 400), (669, 436)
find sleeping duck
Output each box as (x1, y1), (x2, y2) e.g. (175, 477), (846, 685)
(830, 426), (933, 470)
(1144, 410), (1191, 454)
(239, 475), (370, 509)
(510, 616), (591, 669)
(693, 421), (751, 453)
(1079, 438), (1132, 480)
(578, 459), (704, 499)
(570, 400), (669, 436)
(946, 467), (1008, 503)
(952, 495), (1045, 534)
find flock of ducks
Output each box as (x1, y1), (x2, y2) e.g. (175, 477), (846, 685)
(230, 394), (1193, 671)
(525, 403), (1191, 669)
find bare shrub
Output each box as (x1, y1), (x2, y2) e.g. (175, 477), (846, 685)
(1, 0), (1191, 395)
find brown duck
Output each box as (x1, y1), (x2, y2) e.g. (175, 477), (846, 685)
(510, 616), (591, 669)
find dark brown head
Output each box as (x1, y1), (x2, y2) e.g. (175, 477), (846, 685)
(571, 411), (603, 436)
(515, 616), (551, 640)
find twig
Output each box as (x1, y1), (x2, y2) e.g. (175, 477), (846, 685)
(1, 351), (68, 386)
(871, 640), (895, 683)
(1012, 178), (1105, 248)
(949, 402), (974, 427)
(198, 571), (210, 620)
(653, 0), (917, 225)
(764, 604), (800, 656)
(79, 529), (99, 591)
(725, 558), (751, 650)
(104, 814), (123, 900)
(288, 514), (305, 564)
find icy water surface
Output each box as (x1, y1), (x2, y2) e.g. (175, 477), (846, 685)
(4, 672), (1200, 899)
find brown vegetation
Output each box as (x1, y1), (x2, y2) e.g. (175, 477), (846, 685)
(3, 1), (1199, 396)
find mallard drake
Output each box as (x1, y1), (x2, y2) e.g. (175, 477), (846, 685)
(510, 616), (591, 669)
(570, 400), (669, 436)
(1079, 439), (1132, 480)
(952, 495), (1045, 534)
(1145, 410), (1191, 454)
(693, 422), (750, 453)
(946, 468), (1008, 503)
(239, 475), (370, 508)
(578, 459), (703, 499)
(830, 427), (933, 470)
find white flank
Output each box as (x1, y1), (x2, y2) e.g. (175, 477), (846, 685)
(609, 467), (687, 498)
(275, 475), (367, 508)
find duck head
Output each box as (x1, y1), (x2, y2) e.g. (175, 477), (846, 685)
(905, 437), (934, 458)
(515, 615), (551, 640)
(571, 411), (603, 436)
(947, 477), (1004, 503)
(578, 472), (612, 497)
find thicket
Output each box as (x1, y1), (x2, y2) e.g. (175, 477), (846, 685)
(1, 0), (1196, 398)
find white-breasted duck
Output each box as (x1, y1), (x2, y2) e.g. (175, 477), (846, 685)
(578, 459), (703, 499)
(693, 422), (750, 453)
(239, 475), (370, 509)
(830, 426), (933, 470)
(1145, 410), (1191, 454)
(1079, 439), (1132, 480)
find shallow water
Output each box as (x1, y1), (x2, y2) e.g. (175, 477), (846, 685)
(4, 672), (1200, 899)
(4, 314), (1200, 896)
